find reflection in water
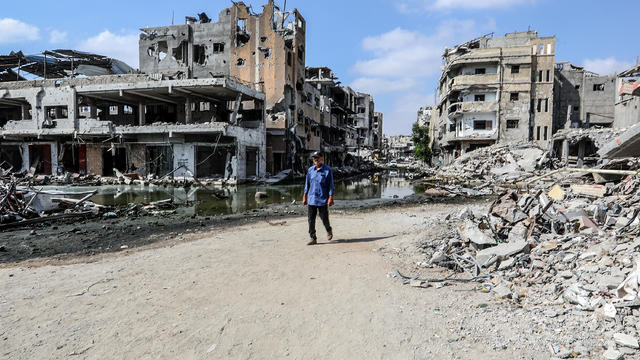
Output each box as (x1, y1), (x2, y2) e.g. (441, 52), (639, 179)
(37, 173), (420, 216)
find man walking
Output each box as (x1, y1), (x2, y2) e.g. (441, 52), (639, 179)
(302, 151), (334, 245)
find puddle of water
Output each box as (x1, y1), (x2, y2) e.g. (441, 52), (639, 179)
(33, 173), (422, 216)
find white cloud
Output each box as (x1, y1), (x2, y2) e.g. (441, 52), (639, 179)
(350, 19), (489, 94)
(77, 30), (139, 68)
(0, 18), (39, 44)
(350, 19), (496, 135)
(583, 57), (634, 75)
(385, 92), (435, 135)
(396, 0), (532, 12)
(49, 29), (68, 44)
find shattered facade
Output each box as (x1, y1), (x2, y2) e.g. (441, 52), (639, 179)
(373, 112), (383, 150)
(137, 1), (381, 175)
(0, 75), (265, 182)
(353, 92), (376, 149)
(139, 0), (304, 175)
(597, 64), (640, 159)
(388, 135), (413, 160)
(0, 1), (384, 180)
(432, 31), (556, 164)
(553, 62), (616, 130)
(417, 106), (431, 128)
(614, 64), (640, 129)
(305, 66), (378, 166)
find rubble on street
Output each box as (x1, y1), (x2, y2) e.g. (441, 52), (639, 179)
(399, 170), (640, 358)
(434, 141), (548, 182)
(0, 175), (180, 229)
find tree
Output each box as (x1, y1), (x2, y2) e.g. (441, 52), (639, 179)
(411, 121), (433, 163)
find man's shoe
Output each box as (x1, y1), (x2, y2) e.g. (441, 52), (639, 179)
(307, 238), (317, 245)
(327, 232), (333, 241)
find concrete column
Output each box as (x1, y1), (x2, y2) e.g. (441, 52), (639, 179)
(185, 97), (192, 124)
(138, 103), (146, 126)
(68, 87), (77, 130)
(577, 141), (585, 168)
(20, 143), (29, 172)
(29, 94), (42, 129)
(562, 139), (569, 165)
(50, 142), (59, 175)
(21, 105), (27, 120)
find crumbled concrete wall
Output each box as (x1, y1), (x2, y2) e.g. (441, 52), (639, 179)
(553, 63), (616, 130)
(614, 94), (640, 129)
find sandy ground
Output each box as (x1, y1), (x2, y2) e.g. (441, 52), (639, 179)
(1, 202), (544, 360)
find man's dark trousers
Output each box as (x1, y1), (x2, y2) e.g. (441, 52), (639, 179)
(308, 205), (331, 240)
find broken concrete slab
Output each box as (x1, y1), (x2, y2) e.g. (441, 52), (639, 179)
(457, 218), (496, 246)
(570, 184), (606, 198)
(492, 283), (512, 299)
(613, 333), (639, 349)
(475, 240), (529, 267)
(602, 348), (623, 360)
(599, 122), (640, 159)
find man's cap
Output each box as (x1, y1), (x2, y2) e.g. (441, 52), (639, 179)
(311, 151), (323, 158)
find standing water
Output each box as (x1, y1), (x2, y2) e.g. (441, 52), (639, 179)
(33, 172), (422, 216)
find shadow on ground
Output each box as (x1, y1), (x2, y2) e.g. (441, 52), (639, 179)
(318, 235), (395, 245)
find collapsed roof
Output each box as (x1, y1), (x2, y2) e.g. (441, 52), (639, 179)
(619, 64), (640, 78)
(0, 50), (134, 82)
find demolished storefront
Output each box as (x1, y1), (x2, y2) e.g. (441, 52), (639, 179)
(0, 75), (265, 183)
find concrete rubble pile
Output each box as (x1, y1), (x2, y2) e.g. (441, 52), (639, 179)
(0, 178), (102, 228)
(0, 176), (181, 229)
(413, 178), (640, 358)
(437, 142), (549, 182)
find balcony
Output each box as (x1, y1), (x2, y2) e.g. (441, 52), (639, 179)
(447, 101), (498, 119)
(441, 129), (498, 145)
(451, 73), (499, 88)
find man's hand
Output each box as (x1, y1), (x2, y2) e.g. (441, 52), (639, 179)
(328, 195), (334, 207)
(302, 194), (308, 205)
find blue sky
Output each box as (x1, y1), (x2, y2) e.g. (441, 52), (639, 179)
(1, 0), (638, 135)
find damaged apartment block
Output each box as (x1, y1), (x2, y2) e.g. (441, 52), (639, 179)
(139, 0), (308, 175)
(431, 31), (556, 164)
(0, 1), (382, 181)
(0, 74), (265, 183)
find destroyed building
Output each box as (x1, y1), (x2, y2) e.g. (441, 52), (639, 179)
(305, 66), (378, 166)
(353, 92), (376, 149)
(548, 62), (617, 167)
(417, 106), (432, 128)
(138, 0), (305, 175)
(388, 135), (413, 160)
(373, 112), (383, 150)
(0, 75), (266, 182)
(553, 62), (616, 130)
(431, 31), (556, 164)
(0, 1), (383, 181)
(614, 64), (640, 129)
(138, 1), (381, 174)
(597, 64), (640, 159)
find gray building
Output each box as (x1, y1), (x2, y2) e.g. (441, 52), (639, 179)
(614, 64), (640, 129)
(353, 92), (375, 149)
(553, 62), (616, 130)
(432, 30), (556, 164)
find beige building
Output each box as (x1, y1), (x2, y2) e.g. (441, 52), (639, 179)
(431, 31), (556, 163)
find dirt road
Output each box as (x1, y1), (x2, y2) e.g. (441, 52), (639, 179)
(1, 203), (544, 359)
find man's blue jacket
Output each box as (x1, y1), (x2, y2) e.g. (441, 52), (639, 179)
(304, 164), (334, 206)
